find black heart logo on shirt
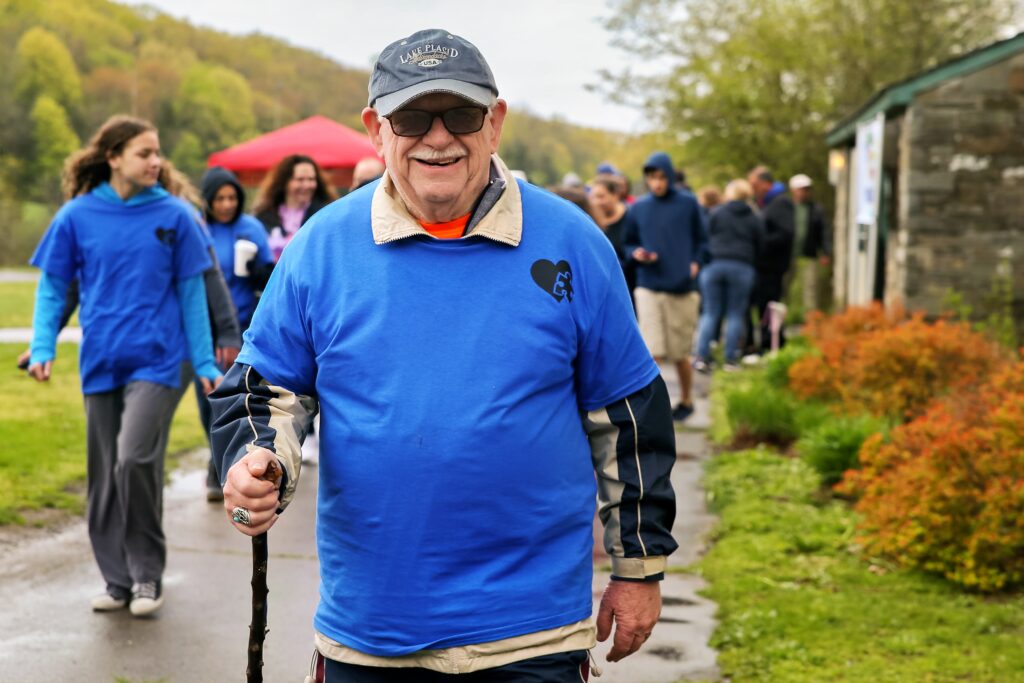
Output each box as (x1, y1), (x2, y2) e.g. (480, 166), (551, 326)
(531, 259), (574, 302)
(155, 227), (176, 246)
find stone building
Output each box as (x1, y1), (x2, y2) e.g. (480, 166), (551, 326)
(826, 32), (1024, 322)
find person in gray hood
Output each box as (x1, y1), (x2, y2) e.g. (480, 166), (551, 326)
(694, 179), (764, 370)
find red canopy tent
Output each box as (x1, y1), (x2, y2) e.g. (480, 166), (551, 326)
(207, 115), (381, 190)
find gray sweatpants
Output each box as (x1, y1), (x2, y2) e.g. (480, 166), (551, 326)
(84, 381), (182, 591)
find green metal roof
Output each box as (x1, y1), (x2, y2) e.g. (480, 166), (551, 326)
(826, 31), (1024, 147)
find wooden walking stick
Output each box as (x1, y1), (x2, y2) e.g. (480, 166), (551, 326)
(247, 460), (281, 683)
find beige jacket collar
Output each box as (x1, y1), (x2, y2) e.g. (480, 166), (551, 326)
(370, 155), (522, 247)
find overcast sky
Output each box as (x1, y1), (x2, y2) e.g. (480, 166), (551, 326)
(125, 0), (650, 133)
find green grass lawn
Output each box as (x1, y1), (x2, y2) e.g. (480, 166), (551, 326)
(0, 281), (37, 328)
(696, 449), (1024, 682)
(0, 343), (207, 525)
(0, 279), (80, 328)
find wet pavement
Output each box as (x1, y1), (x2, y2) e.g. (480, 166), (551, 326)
(0, 364), (719, 682)
(0, 449), (321, 682)
(589, 366), (719, 682)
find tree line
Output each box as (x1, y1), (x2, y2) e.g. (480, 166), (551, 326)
(599, 0), (1021, 191)
(0, 0), (657, 211)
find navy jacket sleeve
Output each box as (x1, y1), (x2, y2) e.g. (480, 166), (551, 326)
(583, 374), (677, 581)
(621, 208), (641, 264)
(202, 245), (242, 350)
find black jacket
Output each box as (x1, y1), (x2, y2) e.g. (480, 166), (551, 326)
(759, 194), (796, 275)
(602, 212), (637, 292)
(708, 200), (763, 266)
(796, 201), (831, 259)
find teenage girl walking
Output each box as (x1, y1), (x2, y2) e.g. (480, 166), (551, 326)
(28, 115), (221, 616)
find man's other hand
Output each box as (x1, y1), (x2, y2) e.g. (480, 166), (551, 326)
(632, 247), (659, 264)
(596, 580), (662, 662)
(223, 448), (282, 536)
(216, 346), (240, 368)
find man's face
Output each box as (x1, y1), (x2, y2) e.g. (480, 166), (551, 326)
(362, 93), (507, 221)
(748, 173), (770, 200)
(792, 187), (811, 203)
(645, 169), (669, 197)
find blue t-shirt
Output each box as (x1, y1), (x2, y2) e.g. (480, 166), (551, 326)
(238, 180), (659, 656)
(31, 190), (211, 394)
(208, 214), (273, 327)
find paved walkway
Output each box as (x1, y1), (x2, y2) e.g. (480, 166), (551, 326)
(0, 269), (38, 283)
(589, 365), (719, 682)
(0, 365), (719, 682)
(0, 327), (81, 344)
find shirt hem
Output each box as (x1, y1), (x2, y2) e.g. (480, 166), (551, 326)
(313, 605), (593, 659)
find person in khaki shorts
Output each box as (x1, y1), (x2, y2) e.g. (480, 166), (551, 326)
(623, 152), (708, 421)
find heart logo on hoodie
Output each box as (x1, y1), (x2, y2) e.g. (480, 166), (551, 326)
(531, 259), (574, 302)
(154, 227), (176, 246)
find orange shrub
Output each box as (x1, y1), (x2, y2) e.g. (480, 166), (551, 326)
(789, 304), (900, 403)
(789, 305), (1005, 420)
(838, 360), (1024, 591)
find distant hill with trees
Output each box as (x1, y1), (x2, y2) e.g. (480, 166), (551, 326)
(0, 0), (666, 264)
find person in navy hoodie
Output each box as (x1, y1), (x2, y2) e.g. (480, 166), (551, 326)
(28, 115), (221, 617)
(196, 166), (273, 499)
(622, 152), (708, 421)
(210, 28), (677, 681)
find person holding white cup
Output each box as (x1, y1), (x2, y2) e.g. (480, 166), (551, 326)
(201, 167), (274, 330)
(198, 167), (274, 498)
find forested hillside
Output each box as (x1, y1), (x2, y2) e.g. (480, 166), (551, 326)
(0, 0), (666, 263)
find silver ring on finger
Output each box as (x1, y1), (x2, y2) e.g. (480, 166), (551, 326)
(231, 506), (252, 527)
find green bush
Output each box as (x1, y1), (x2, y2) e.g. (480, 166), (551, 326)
(797, 415), (887, 486)
(762, 342), (810, 389)
(725, 384), (799, 445)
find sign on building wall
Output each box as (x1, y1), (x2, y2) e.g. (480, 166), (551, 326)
(854, 113), (885, 225)
(847, 112), (885, 305)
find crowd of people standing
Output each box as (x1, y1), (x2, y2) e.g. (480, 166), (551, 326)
(551, 155), (832, 420)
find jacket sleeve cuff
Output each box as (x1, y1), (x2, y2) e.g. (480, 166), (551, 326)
(610, 555), (667, 581)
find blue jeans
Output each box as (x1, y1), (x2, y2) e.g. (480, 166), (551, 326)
(697, 260), (756, 362)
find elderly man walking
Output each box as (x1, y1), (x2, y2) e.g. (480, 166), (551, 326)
(210, 29), (676, 682)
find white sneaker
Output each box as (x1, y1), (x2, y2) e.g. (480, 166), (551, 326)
(129, 581), (163, 617)
(91, 588), (129, 612)
(301, 430), (319, 466)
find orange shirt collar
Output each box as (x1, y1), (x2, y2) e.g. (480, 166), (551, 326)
(419, 213), (471, 240)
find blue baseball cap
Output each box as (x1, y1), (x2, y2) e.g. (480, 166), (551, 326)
(369, 28), (499, 116)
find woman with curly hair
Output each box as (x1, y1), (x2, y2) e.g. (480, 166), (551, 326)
(252, 154), (336, 262)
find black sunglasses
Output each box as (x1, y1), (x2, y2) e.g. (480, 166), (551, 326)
(386, 106), (488, 137)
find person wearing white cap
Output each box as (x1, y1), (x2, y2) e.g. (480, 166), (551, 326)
(788, 174), (831, 314)
(211, 27), (677, 682)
